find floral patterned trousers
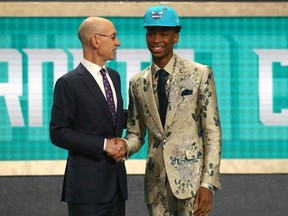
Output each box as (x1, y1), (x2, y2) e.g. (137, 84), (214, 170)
(147, 177), (207, 216)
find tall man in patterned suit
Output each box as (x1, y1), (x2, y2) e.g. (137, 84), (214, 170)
(123, 5), (222, 216)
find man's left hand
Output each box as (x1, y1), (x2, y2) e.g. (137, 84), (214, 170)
(193, 186), (213, 216)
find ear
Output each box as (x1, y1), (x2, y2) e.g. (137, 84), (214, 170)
(173, 33), (179, 44)
(90, 36), (99, 48)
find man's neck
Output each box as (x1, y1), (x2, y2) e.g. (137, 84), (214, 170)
(153, 54), (174, 69)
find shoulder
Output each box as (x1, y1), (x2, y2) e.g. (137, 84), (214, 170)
(130, 66), (150, 83)
(176, 55), (210, 71)
(106, 66), (118, 74)
(106, 67), (121, 82)
(55, 63), (86, 89)
(60, 63), (84, 80)
(175, 56), (213, 80)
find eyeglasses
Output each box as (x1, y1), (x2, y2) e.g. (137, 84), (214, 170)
(94, 33), (117, 41)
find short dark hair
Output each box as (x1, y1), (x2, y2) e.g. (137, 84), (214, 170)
(145, 26), (182, 33)
(174, 26), (182, 33)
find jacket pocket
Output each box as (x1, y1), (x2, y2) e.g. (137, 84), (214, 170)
(181, 89), (193, 96)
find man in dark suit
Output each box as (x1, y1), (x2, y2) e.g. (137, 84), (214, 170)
(50, 17), (127, 216)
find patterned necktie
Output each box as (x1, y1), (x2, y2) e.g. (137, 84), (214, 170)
(157, 69), (168, 127)
(100, 68), (117, 126)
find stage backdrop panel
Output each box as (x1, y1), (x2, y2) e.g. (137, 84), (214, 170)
(0, 2), (288, 175)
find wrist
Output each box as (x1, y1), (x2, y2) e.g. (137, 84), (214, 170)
(201, 183), (215, 195)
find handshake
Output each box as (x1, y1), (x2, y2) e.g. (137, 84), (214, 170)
(105, 137), (127, 163)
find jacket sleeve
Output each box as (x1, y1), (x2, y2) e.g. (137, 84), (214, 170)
(124, 80), (146, 158)
(49, 77), (105, 158)
(198, 66), (222, 189)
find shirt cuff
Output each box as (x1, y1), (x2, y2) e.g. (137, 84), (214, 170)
(201, 183), (215, 195)
(103, 138), (107, 150)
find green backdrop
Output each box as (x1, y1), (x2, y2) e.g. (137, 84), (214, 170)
(0, 17), (287, 160)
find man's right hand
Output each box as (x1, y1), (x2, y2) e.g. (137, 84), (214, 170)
(105, 138), (127, 163)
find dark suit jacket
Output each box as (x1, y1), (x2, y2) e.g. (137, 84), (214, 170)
(50, 63), (127, 203)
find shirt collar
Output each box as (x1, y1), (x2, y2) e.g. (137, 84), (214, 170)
(152, 54), (176, 76)
(81, 58), (107, 75)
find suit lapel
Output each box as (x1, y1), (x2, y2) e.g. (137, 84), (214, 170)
(165, 57), (190, 129)
(77, 64), (115, 126)
(140, 68), (163, 132)
(139, 58), (190, 133)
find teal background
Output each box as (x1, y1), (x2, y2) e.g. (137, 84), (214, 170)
(0, 17), (287, 160)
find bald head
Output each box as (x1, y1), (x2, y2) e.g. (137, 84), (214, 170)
(77, 16), (120, 66)
(78, 17), (114, 47)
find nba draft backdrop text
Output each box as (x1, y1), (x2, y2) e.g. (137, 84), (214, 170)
(0, 2), (287, 175)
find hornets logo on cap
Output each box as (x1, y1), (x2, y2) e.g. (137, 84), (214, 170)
(151, 11), (163, 20)
(143, 4), (181, 27)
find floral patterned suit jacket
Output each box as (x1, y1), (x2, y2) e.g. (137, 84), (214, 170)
(125, 55), (222, 204)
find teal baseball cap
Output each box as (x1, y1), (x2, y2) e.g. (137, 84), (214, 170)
(143, 5), (181, 27)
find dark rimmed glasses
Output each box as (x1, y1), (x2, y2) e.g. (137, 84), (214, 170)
(94, 33), (117, 41)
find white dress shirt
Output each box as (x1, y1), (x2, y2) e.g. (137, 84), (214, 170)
(81, 58), (118, 150)
(81, 58), (118, 110)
